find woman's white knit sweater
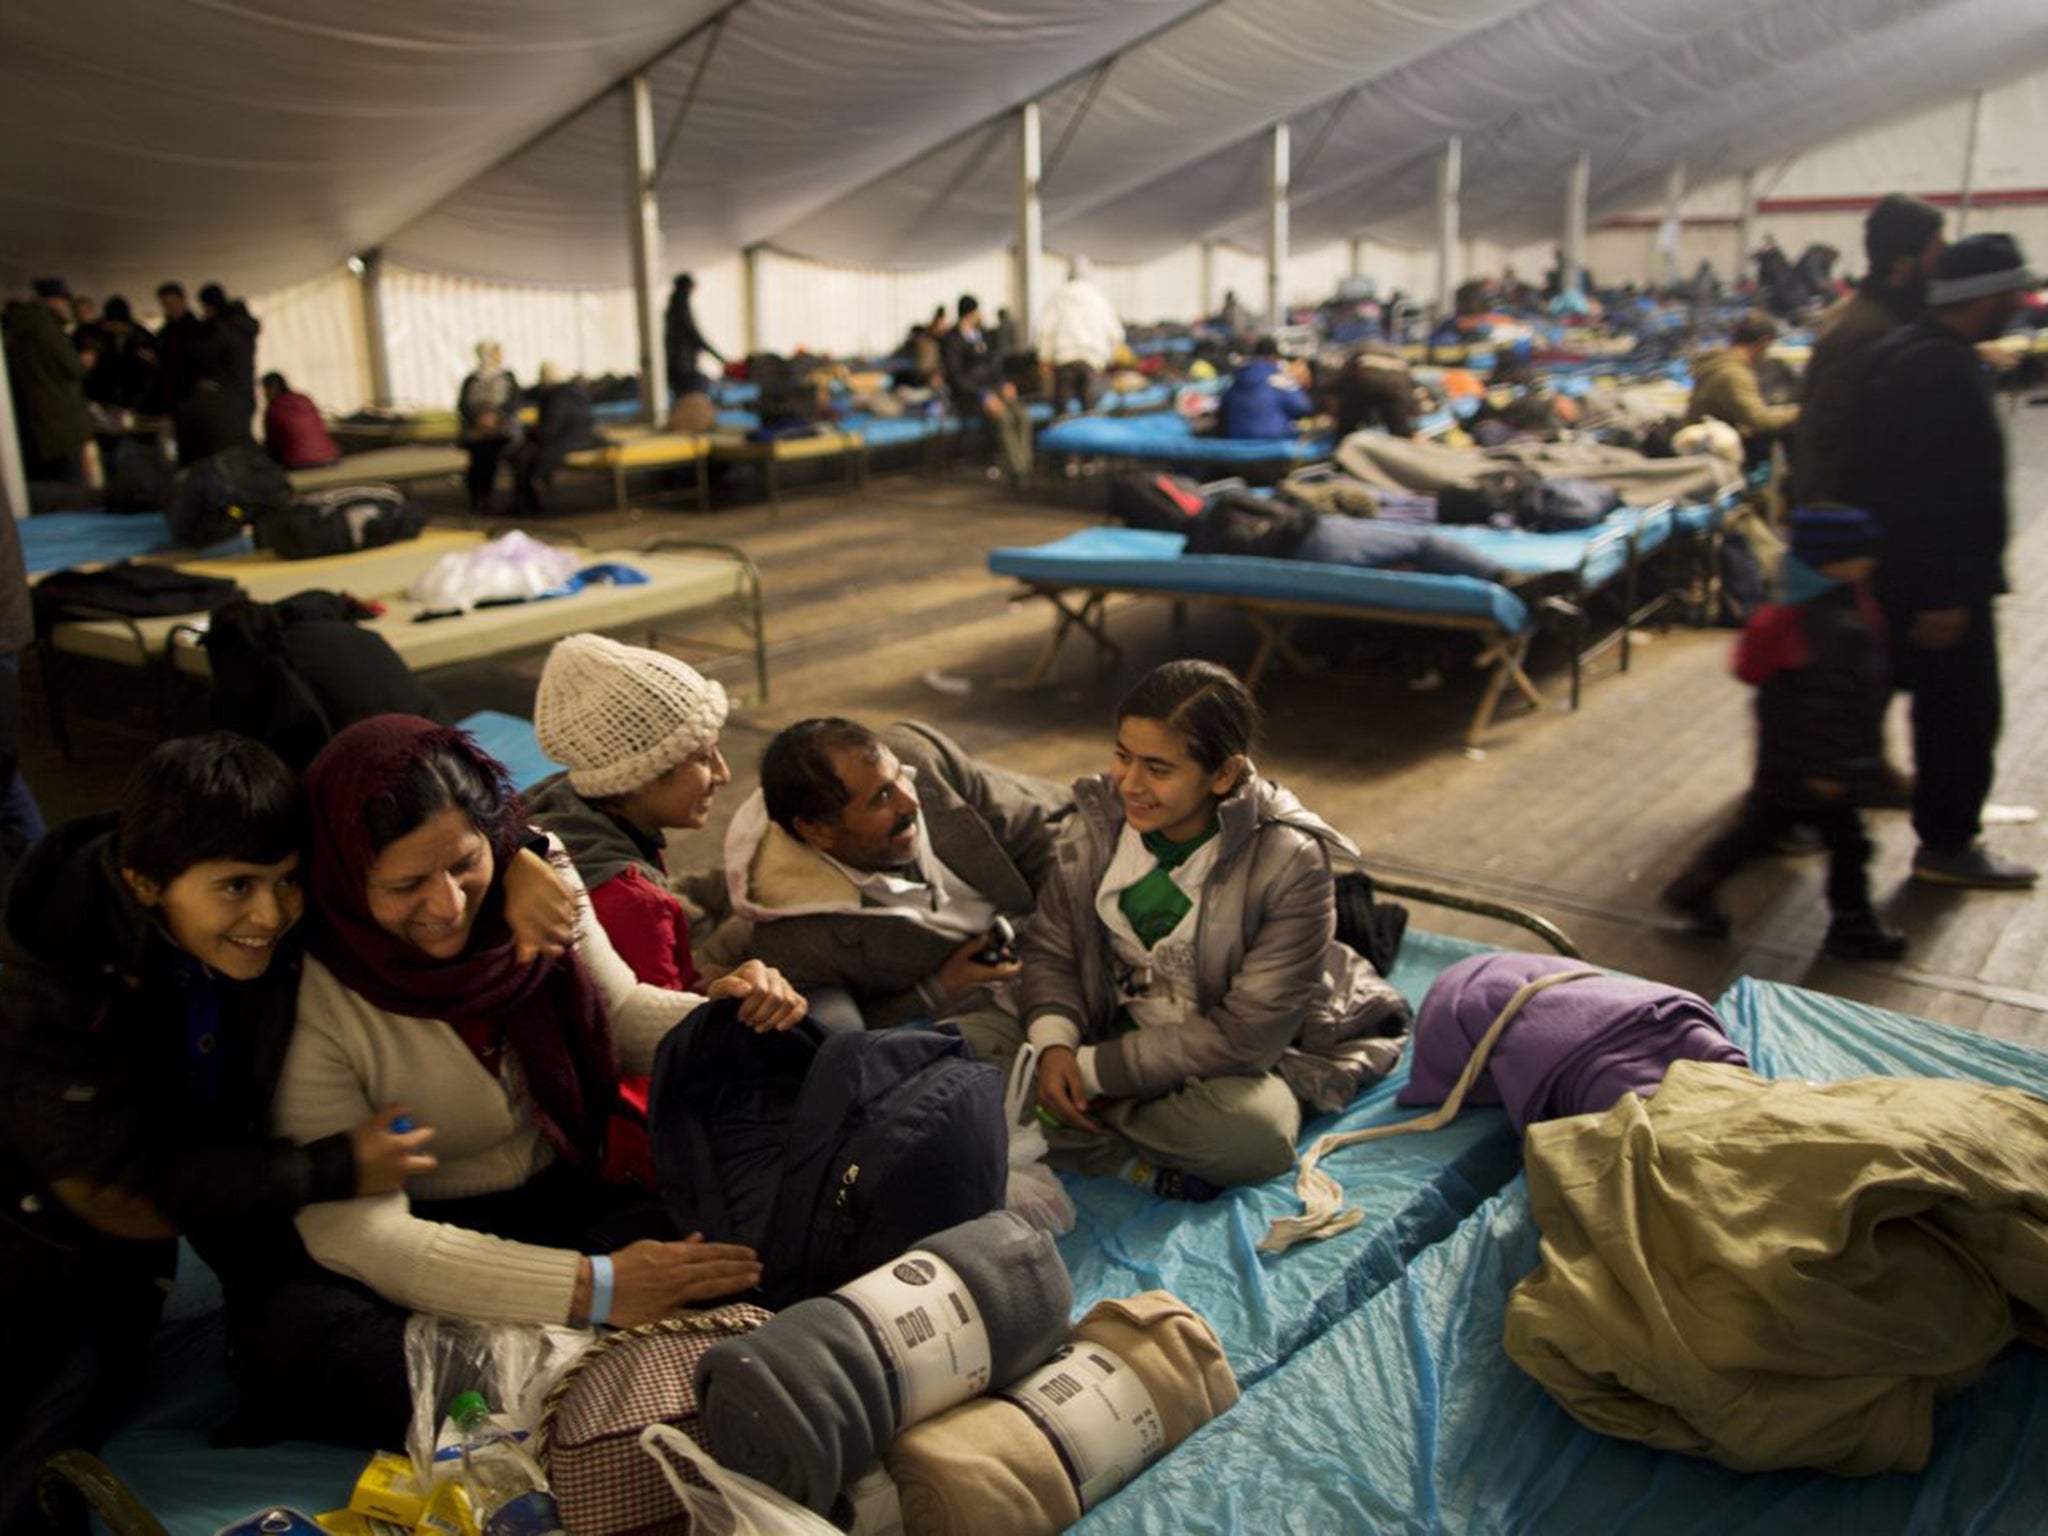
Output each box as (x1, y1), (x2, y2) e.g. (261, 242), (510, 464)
(275, 852), (702, 1325)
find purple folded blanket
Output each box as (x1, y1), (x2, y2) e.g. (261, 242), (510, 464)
(1397, 952), (1748, 1130)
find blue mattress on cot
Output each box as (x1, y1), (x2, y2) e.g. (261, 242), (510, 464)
(21, 510), (250, 574)
(94, 932), (1520, 1528)
(1057, 931), (1519, 1387)
(988, 527), (1533, 635)
(1038, 411), (1332, 465)
(1077, 981), (2048, 1535)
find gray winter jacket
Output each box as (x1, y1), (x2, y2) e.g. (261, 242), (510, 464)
(1018, 772), (1408, 1112)
(727, 722), (1071, 1026)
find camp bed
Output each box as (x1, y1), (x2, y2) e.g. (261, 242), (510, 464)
(287, 444), (469, 495)
(36, 531), (769, 751)
(986, 506), (1690, 751)
(705, 427), (868, 510)
(1037, 411), (1335, 478)
(560, 431), (712, 513)
(19, 510), (250, 576)
(1078, 981), (2048, 1536)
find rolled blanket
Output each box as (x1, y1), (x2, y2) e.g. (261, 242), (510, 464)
(1397, 951), (1748, 1131)
(885, 1292), (1239, 1536)
(697, 1211), (1072, 1513)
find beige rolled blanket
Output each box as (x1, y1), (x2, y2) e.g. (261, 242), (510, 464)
(885, 1291), (1238, 1536)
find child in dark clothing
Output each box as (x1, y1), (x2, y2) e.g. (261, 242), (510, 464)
(1662, 505), (1908, 960)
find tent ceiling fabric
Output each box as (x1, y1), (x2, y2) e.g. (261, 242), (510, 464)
(0, 0), (2039, 296)
(386, 0), (1212, 285)
(0, 0), (717, 296)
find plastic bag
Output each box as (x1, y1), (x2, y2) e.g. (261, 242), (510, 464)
(1003, 1042), (1075, 1235)
(404, 1312), (596, 1484)
(639, 1423), (844, 1536)
(406, 530), (581, 613)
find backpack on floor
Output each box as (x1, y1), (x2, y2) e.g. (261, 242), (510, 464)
(649, 1017), (1005, 1308)
(256, 484), (423, 561)
(1108, 471), (1205, 532)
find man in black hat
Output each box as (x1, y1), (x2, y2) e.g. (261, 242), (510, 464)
(1794, 194), (1945, 504)
(1846, 232), (2039, 889)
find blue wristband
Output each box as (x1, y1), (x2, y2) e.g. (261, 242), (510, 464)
(586, 1255), (615, 1329)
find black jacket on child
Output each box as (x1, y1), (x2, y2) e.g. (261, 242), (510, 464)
(1736, 576), (1890, 803)
(0, 815), (352, 1284)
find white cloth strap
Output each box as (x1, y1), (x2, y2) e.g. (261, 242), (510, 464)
(1259, 966), (1601, 1254)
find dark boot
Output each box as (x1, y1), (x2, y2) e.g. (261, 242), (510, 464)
(1822, 909), (1908, 961)
(1660, 875), (1731, 938)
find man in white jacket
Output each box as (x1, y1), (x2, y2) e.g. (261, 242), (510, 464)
(1037, 256), (1125, 415)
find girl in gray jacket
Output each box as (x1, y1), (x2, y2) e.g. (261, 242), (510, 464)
(957, 661), (1408, 1198)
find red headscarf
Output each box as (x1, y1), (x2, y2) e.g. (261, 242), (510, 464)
(302, 715), (619, 1167)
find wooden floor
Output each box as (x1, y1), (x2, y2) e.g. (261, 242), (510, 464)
(31, 412), (2048, 1045)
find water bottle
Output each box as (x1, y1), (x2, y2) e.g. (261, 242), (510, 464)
(449, 1390), (565, 1536)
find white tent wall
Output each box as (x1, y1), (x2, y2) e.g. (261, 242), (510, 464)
(250, 269), (373, 422)
(751, 247), (1014, 359)
(1091, 248), (1204, 326)
(1585, 63), (2048, 287)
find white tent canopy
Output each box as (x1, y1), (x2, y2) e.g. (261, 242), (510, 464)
(8, 0), (2045, 298)
(2, 0), (2045, 432)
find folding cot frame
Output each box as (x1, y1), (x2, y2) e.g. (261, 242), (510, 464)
(32, 529), (770, 759)
(1001, 497), (1701, 753)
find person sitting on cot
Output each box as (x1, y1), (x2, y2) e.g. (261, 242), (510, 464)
(0, 734), (575, 1524)
(955, 660), (1409, 1200)
(1217, 337), (1316, 440)
(524, 634), (862, 1030)
(252, 717), (805, 1447)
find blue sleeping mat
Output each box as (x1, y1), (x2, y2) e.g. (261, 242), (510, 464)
(21, 510), (249, 574)
(1056, 931), (1519, 1387)
(1433, 504), (1676, 591)
(457, 710), (561, 792)
(1078, 982), (2048, 1535)
(988, 527), (1533, 635)
(1038, 410), (1332, 466)
(94, 931), (1525, 1527)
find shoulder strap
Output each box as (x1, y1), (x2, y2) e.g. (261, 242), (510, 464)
(1260, 966), (1601, 1254)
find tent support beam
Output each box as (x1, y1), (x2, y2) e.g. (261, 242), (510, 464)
(1735, 169), (1758, 285)
(1015, 101), (1044, 346)
(1042, 59), (1113, 188)
(742, 244), (766, 356)
(626, 72), (668, 425)
(0, 321), (26, 524)
(654, 11), (732, 181)
(358, 249), (394, 409)
(1957, 88), (1986, 238)
(1659, 163), (1686, 287)
(1562, 151), (1589, 298)
(1436, 136), (1461, 321)
(1198, 241), (1216, 321)
(1267, 123), (1290, 332)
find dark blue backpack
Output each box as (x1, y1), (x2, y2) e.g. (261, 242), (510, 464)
(648, 1010), (1005, 1308)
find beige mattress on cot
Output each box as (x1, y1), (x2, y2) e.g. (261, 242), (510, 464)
(46, 534), (745, 676)
(290, 445), (469, 493)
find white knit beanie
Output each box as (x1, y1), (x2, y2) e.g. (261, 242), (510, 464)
(534, 633), (728, 798)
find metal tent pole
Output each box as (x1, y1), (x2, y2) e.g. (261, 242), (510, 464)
(626, 73), (669, 424)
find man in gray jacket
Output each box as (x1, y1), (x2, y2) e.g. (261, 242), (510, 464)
(723, 719), (1070, 1026)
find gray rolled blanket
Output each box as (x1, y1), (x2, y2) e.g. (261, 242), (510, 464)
(696, 1210), (1073, 1512)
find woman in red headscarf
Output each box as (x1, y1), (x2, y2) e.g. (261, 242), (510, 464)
(248, 716), (804, 1445)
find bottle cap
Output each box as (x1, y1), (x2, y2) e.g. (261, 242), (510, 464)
(447, 1389), (488, 1425)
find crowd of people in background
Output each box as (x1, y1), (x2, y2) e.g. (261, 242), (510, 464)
(3, 276), (271, 488)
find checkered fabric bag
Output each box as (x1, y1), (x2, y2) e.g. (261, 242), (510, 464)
(534, 1303), (774, 1535)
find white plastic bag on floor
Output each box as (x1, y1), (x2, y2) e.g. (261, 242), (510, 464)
(1004, 1042), (1075, 1235)
(640, 1423), (843, 1536)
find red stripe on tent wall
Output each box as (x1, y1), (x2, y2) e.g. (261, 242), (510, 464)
(1596, 188), (2048, 229)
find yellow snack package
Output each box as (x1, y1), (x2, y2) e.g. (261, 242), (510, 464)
(348, 1452), (427, 1527)
(413, 1480), (479, 1536)
(317, 1511), (409, 1536)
